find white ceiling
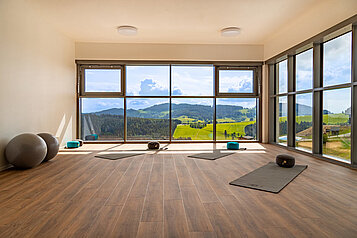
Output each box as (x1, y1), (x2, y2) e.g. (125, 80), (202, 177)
(29, 0), (322, 44)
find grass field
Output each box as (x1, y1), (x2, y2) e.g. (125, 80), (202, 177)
(172, 121), (256, 140)
(279, 113), (349, 124)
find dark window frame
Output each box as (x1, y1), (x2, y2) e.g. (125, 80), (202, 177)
(267, 14), (357, 167)
(76, 61), (263, 143)
(216, 66), (258, 97)
(79, 65), (125, 97)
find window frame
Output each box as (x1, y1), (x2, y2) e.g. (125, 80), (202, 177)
(216, 66), (258, 97)
(267, 14), (357, 167)
(76, 61), (263, 143)
(79, 65), (125, 97)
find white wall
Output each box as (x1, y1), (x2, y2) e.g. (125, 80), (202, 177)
(264, 0), (357, 60)
(0, 0), (76, 170)
(75, 42), (264, 61)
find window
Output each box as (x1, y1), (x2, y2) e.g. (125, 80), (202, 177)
(277, 96), (288, 145)
(269, 25), (355, 166)
(295, 93), (312, 151)
(171, 65), (214, 96)
(323, 32), (352, 87)
(296, 49), (313, 91)
(82, 67), (123, 94)
(323, 88), (351, 162)
(216, 98), (257, 140)
(277, 60), (288, 94)
(127, 98), (170, 140)
(218, 69), (254, 94)
(172, 98), (213, 140)
(126, 66), (169, 96)
(78, 63), (261, 142)
(81, 98), (124, 140)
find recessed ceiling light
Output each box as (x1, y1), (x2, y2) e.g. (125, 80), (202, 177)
(117, 26), (138, 36)
(221, 27), (241, 37)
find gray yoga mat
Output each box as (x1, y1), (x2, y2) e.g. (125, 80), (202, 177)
(95, 153), (143, 160)
(229, 162), (307, 193)
(188, 152), (235, 160)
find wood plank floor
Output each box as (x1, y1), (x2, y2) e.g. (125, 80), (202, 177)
(0, 143), (356, 238)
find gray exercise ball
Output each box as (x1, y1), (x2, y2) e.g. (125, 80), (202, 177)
(37, 133), (59, 162)
(5, 133), (47, 169)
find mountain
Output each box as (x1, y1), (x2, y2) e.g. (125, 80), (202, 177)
(279, 103), (331, 117)
(90, 103), (255, 122)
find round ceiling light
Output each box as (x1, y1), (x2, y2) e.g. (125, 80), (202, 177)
(221, 27), (241, 37)
(117, 25), (138, 36)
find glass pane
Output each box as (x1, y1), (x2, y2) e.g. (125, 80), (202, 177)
(323, 32), (352, 87)
(126, 66), (169, 96)
(172, 66), (213, 96)
(296, 49), (313, 91)
(81, 98), (124, 140)
(323, 88), (351, 162)
(219, 70), (254, 93)
(277, 96), (288, 145)
(277, 60), (288, 94)
(85, 69), (121, 92)
(127, 98), (169, 140)
(295, 93), (313, 151)
(216, 98), (257, 140)
(172, 98), (213, 140)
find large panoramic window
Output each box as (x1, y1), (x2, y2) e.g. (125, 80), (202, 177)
(81, 98), (124, 140)
(216, 98), (257, 140)
(79, 63), (261, 142)
(270, 26), (355, 165)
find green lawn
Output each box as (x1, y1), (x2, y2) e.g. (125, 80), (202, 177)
(173, 121), (256, 140)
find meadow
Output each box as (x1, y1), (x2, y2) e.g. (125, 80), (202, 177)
(172, 120), (256, 140)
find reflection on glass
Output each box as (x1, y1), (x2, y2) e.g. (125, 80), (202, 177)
(277, 60), (288, 94)
(126, 66), (169, 96)
(323, 32), (352, 87)
(85, 69), (121, 92)
(323, 88), (351, 162)
(81, 98), (124, 140)
(171, 99), (213, 140)
(216, 98), (257, 140)
(277, 96), (288, 145)
(127, 98), (169, 140)
(172, 66), (213, 96)
(295, 93), (312, 151)
(296, 49), (313, 91)
(219, 70), (253, 93)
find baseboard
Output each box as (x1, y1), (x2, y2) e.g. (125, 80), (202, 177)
(0, 163), (12, 171)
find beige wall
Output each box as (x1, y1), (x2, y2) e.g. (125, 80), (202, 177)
(75, 42), (264, 61)
(0, 0), (76, 170)
(264, 0), (357, 60)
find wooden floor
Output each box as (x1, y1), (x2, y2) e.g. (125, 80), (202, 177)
(0, 143), (356, 238)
